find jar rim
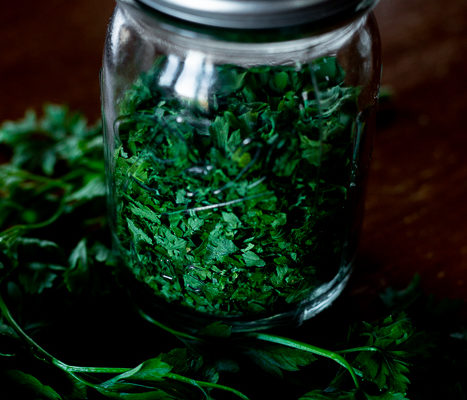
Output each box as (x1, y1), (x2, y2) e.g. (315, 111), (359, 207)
(133, 0), (379, 29)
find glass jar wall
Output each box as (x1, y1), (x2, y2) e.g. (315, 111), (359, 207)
(101, 0), (381, 331)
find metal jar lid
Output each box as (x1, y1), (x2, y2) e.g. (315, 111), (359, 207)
(135, 0), (379, 29)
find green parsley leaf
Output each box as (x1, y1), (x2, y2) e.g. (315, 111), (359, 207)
(245, 344), (317, 377)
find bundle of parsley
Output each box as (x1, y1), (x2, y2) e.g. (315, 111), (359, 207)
(112, 56), (361, 318)
(0, 106), (466, 399)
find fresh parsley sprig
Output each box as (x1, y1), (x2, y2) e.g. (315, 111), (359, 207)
(0, 106), (466, 400)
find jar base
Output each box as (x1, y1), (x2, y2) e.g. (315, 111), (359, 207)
(120, 260), (353, 334)
(227, 260), (353, 332)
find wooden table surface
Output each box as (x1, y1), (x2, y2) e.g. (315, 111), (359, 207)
(1, 0), (466, 303)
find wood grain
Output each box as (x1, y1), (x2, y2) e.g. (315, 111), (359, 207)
(1, 0), (466, 302)
(0, 0), (114, 121)
(357, 0), (467, 301)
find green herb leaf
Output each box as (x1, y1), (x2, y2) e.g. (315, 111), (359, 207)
(3, 369), (62, 400)
(100, 356), (173, 391)
(245, 344), (317, 377)
(352, 314), (413, 392)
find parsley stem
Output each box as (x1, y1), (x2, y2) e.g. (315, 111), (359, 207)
(26, 197), (67, 230)
(163, 191), (274, 215)
(248, 332), (360, 389)
(0, 293), (97, 383)
(1, 167), (65, 185)
(62, 365), (131, 374)
(0, 292), (59, 367)
(166, 372), (250, 400)
(0, 189), (68, 248)
(1, 293), (248, 399)
(0, 294), (135, 379)
(136, 306), (200, 342)
(336, 346), (381, 354)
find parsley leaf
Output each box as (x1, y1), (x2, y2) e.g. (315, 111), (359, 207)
(244, 344), (317, 377)
(352, 315), (412, 393)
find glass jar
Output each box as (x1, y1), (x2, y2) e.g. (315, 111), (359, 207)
(101, 0), (381, 331)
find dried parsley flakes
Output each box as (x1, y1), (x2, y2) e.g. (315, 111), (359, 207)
(111, 56), (361, 317)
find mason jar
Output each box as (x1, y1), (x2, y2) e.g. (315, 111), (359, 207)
(101, 0), (381, 331)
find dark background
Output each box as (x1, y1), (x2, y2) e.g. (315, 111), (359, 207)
(1, 0), (466, 302)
